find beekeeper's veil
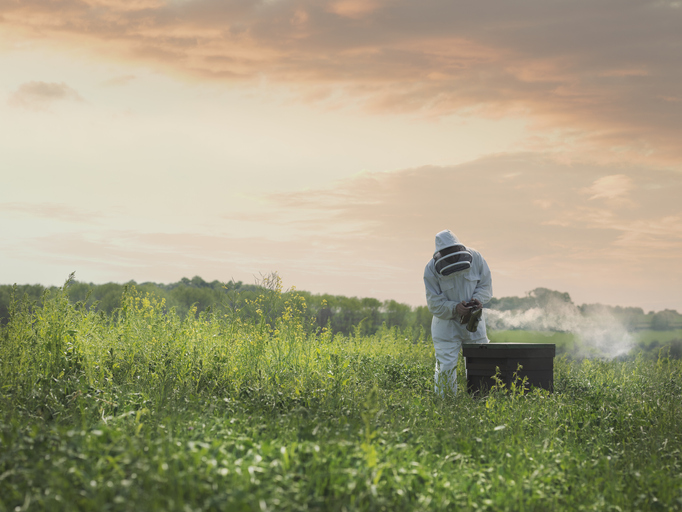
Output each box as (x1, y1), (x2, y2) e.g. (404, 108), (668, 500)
(433, 230), (473, 276)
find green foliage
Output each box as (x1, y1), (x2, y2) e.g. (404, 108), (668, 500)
(629, 329), (682, 360)
(1, 278), (682, 511)
(0, 275), (433, 338)
(3, 279), (681, 338)
(650, 309), (682, 331)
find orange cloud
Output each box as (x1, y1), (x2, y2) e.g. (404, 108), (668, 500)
(328, 0), (383, 19)
(2, 0), (681, 165)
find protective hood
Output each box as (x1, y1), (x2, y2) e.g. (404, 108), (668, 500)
(434, 230), (460, 255)
(433, 230), (472, 276)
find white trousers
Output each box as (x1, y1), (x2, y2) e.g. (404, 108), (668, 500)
(433, 336), (488, 395)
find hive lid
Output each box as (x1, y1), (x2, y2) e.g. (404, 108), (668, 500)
(463, 342), (556, 358)
(465, 343), (556, 349)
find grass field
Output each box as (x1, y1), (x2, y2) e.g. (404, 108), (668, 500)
(634, 329), (682, 346)
(1, 281), (681, 511)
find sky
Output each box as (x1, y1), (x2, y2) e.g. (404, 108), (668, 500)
(1, 0), (681, 312)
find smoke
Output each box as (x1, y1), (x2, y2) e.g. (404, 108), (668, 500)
(486, 299), (635, 359)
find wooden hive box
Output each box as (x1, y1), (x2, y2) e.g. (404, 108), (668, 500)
(462, 343), (556, 394)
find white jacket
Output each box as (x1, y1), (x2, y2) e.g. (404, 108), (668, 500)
(424, 231), (493, 342)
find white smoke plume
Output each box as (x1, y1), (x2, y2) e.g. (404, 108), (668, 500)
(486, 299), (634, 359)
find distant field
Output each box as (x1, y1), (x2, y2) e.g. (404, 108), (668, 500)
(635, 328), (682, 345)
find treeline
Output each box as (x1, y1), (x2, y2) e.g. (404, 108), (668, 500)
(2, 278), (680, 335)
(0, 275), (433, 338)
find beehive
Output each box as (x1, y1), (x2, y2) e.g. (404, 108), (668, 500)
(462, 343), (556, 394)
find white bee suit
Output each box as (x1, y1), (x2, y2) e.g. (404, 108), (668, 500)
(424, 230), (493, 395)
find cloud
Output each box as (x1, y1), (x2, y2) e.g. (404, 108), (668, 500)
(253, 154), (682, 306)
(0, 202), (102, 223)
(2, 0), (682, 164)
(7, 81), (84, 110)
(328, 0), (383, 19)
(262, 155), (681, 249)
(582, 174), (634, 203)
(101, 74), (136, 87)
(533, 199), (552, 210)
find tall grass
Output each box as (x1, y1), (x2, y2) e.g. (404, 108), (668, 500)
(1, 277), (681, 511)
(0, 275), (428, 421)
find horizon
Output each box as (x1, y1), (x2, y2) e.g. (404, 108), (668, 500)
(3, 274), (677, 314)
(2, 0), (681, 313)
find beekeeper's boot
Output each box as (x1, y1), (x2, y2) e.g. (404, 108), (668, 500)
(466, 307), (483, 333)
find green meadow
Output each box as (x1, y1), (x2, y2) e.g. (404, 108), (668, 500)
(1, 280), (681, 511)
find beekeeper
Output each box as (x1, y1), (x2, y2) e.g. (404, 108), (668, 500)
(424, 230), (493, 395)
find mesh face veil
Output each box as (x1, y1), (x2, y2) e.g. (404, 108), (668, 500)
(434, 244), (473, 276)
